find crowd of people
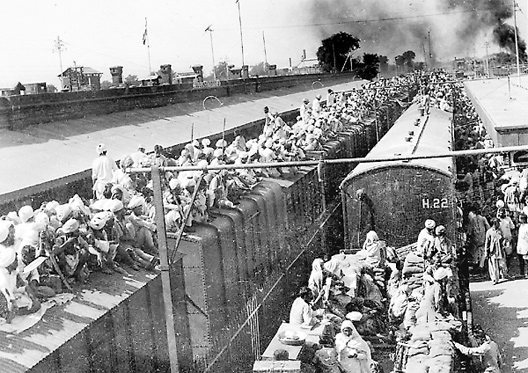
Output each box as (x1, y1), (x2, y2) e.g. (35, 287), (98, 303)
(280, 71), (506, 373)
(0, 76), (417, 324)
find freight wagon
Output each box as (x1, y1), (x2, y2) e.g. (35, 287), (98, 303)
(0, 87), (416, 373)
(341, 103), (457, 251)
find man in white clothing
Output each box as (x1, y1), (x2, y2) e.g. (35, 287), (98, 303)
(92, 143), (117, 199)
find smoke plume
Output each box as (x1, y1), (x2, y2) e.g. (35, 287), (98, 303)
(307, 0), (525, 62)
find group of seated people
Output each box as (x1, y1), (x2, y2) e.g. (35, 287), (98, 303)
(282, 215), (464, 373)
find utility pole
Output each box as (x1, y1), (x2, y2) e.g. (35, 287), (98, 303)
(427, 30), (432, 69)
(332, 42), (337, 73)
(513, 0), (521, 85)
(485, 40), (490, 78)
(205, 25), (216, 80)
(53, 36), (66, 75)
(236, 0), (245, 67)
(262, 31), (268, 70)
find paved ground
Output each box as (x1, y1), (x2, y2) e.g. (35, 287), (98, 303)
(470, 258), (528, 373)
(0, 79), (365, 195)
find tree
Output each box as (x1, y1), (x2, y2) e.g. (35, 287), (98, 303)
(47, 84), (58, 93)
(355, 53), (380, 81)
(378, 55), (389, 72)
(316, 32), (361, 73)
(249, 62), (268, 77)
(124, 75), (139, 85)
(402, 50), (416, 69)
(100, 80), (112, 90)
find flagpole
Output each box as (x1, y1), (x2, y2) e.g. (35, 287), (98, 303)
(236, 0), (245, 67)
(145, 17), (152, 75)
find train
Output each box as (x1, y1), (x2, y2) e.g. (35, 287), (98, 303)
(0, 84), (417, 373)
(341, 103), (457, 250)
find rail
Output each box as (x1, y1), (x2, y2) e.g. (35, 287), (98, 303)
(126, 144), (528, 174)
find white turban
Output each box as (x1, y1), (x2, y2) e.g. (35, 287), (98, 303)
(0, 246), (16, 268)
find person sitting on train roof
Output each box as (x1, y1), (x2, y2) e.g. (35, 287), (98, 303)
(92, 143), (118, 200)
(431, 225), (455, 264)
(52, 218), (90, 284)
(359, 231), (383, 268)
(289, 286), (324, 327)
(126, 196), (158, 257)
(417, 219), (436, 257)
(130, 144), (148, 168)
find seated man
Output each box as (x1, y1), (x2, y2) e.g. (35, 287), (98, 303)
(289, 286), (323, 327)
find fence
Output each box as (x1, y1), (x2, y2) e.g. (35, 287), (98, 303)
(193, 205), (331, 373)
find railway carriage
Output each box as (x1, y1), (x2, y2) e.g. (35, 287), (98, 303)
(341, 103), (457, 250)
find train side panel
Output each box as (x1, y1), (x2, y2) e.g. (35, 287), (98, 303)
(343, 165), (457, 250)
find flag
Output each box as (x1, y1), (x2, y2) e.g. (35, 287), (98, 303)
(142, 18), (148, 45)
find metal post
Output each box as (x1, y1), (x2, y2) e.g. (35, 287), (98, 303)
(169, 173), (205, 263)
(513, 0), (521, 85)
(236, 0), (245, 67)
(152, 166), (180, 373)
(127, 145), (528, 175)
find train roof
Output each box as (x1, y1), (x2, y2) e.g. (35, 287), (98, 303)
(342, 103), (454, 184)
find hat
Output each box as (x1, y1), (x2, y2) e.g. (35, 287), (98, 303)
(496, 200), (505, 209)
(433, 267), (449, 281)
(239, 151), (249, 159)
(213, 148), (223, 158)
(128, 195), (145, 210)
(34, 212), (50, 226)
(0, 222), (10, 243)
(425, 219), (436, 229)
(6, 211), (21, 225)
(202, 138), (211, 146)
(341, 320), (354, 331)
(55, 204), (73, 223)
(110, 200), (124, 213)
(0, 246), (16, 268)
(89, 212), (108, 230)
(169, 178), (181, 190)
(45, 201), (60, 213)
(435, 225), (446, 235)
(18, 205), (35, 223)
(192, 139), (199, 147)
(96, 143), (106, 155)
(61, 219), (80, 234)
(138, 144), (145, 150)
(216, 139), (227, 148)
(303, 98), (309, 103)
(316, 94), (322, 99)
(346, 311), (363, 322)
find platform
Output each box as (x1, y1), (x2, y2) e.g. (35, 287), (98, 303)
(0, 80), (364, 196)
(464, 75), (528, 147)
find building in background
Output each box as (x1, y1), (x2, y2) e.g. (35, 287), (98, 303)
(59, 66), (103, 92)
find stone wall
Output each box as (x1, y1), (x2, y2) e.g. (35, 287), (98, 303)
(0, 73), (355, 130)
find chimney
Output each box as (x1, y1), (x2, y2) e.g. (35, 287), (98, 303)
(242, 65), (249, 79)
(109, 66), (123, 85)
(160, 64), (172, 85)
(191, 65), (204, 82)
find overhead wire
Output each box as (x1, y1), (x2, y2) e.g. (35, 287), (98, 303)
(215, 7), (499, 31)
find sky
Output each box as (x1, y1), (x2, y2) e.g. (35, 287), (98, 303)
(1, 0), (527, 88)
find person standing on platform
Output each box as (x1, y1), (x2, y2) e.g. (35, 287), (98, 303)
(516, 214), (528, 278)
(453, 332), (502, 373)
(485, 218), (508, 284)
(498, 208), (516, 271)
(92, 144), (117, 200)
(467, 208), (490, 273)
